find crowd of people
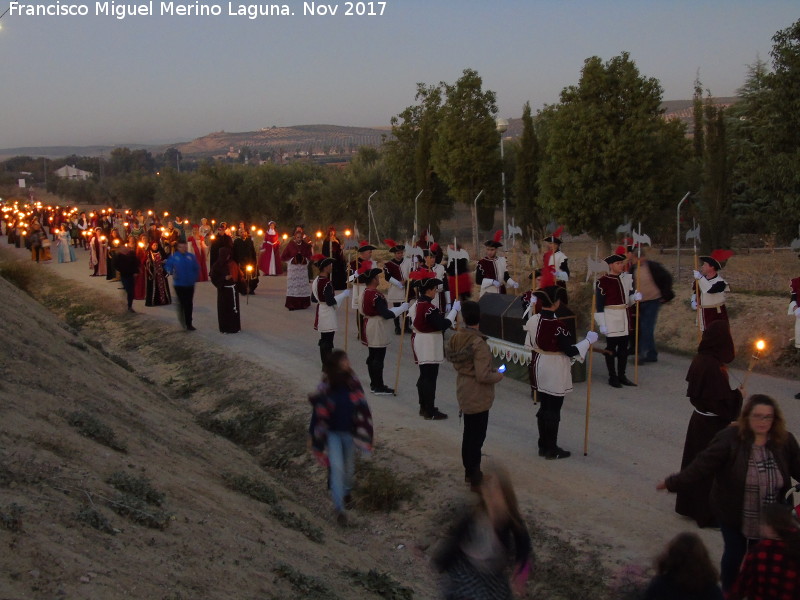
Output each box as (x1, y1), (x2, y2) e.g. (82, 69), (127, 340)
(2, 199), (799, 598)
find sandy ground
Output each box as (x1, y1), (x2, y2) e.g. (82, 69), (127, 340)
(2, 239), (799, 598)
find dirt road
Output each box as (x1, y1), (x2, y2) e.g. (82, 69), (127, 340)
(34, 247), (800, 575)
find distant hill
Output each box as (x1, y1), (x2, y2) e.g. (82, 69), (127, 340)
(0, 143), (156, 162)
(170, 124), (391, 160)
(0, 99), (739, 161)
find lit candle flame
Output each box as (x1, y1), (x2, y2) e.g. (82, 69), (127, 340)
(250, 225), (257, 232)
(316, 231), (323, 238)
(755, 339), (766, 352)
(282, 233), (288, 240)
(344, 229), (351, 237)
(256, 229), (263, 236)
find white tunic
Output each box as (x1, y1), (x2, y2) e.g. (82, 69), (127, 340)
(311, 276), (338, 333)
(523, 314), (574, 397)
(409, 302), (445, 365)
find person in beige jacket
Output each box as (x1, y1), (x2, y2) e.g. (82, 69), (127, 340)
(446, 301), (504, 490)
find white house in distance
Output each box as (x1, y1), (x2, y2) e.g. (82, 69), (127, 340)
(54, 165), (93, 180)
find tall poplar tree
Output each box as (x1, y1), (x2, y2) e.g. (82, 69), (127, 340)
(384, 84), (451, 238)
(514, 102), (544, 236)
(539, 53), (688, 241)
(430, 69), (501, 230)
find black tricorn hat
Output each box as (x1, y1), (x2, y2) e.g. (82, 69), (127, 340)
(358, 267), (382, 283)
(312, 254), (335, 269)
(416, 277), (443, 292)
(484, 230), (503, 248)
(533, 285), (566, 307)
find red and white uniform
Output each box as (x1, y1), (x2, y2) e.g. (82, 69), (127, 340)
(312, 275), (338, 333)
(695, 274), (729, 331)
(428, 263), (450, 310)
(360, 288), (391, 348)
(350, 258), (371, 310)
(594, 273), (634, 336)
(476, 256), (508, 296)
(409, 300), (446, 365)
(384, 257), (412, 303)
(524, 313), (586, 396)
(789, 277), (800, 349)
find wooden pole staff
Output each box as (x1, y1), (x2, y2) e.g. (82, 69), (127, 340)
(393, 277), (413, 396)
(530, 244), (538, 405)
(452, 236), (460, 330)
(693, 218), (703, 343)
(344, 247), (352, 352)
(634, 223), (641, 385)
(512, 237), (519, 296)
(584, 245), (599, 456)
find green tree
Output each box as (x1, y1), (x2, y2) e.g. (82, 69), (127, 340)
(731, 19), (800, 240)
(384, 83), (451, 239)
(513, 102), (544, 236)
(728, 58), (771, 232)
(539, 52), (688, 242)
(431, 69), (501, 231)
(698, 103), (732, 251)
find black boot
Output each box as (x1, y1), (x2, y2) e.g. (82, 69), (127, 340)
(544, 421), (571, 460)
(606, 354), (622, 388)
(537, 418), (547, 457)
(618, 356), (637, 386)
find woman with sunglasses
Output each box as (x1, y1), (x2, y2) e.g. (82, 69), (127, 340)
(657, 394), (800, 593)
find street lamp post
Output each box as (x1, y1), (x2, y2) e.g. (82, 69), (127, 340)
(675, 191), (691, 279)
(496, 118), (509, 247)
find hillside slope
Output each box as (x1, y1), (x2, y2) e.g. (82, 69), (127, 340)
(0, 269), (430, 599)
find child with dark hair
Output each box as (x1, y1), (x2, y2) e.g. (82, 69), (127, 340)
(644, 532), (723, 599)
(447, 301), (503, 489)
(434, 466), (532, 598)
(308, 350), (373, 525)
(729, 503), (800, 600)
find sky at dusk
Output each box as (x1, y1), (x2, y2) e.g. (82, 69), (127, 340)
(0, 0), (797, 148)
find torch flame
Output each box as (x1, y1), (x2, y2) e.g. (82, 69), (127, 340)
(755, 339), (766, 352)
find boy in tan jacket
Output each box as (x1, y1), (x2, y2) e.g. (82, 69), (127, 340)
(446, 301), (504, 490)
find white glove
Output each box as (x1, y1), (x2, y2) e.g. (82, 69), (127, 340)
(334, 290), (350, 305)
(389, 303), (409, 318)
(446, 308), (458, 323)
(390, 277), (404, 289)
(507, 278), (519, 289)
(452, 300), (461, 312)
(585, 331), (599, 344)
(633, 291), (643, 302)
(574, 338), (591, 359)
(556, 270), (569, 282)
(794, 307), (800, 318)
(693, 270), (703, 280)
(529, 295), (537, 305)
(691, 300), (698, 311)
(445, 303), (452, 312)
(492, 279), (501, 288)
(599, 325), (608, 335)
(347, 272), (357, 283)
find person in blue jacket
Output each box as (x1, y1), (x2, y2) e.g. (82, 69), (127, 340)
(164, 240), (201, 330)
